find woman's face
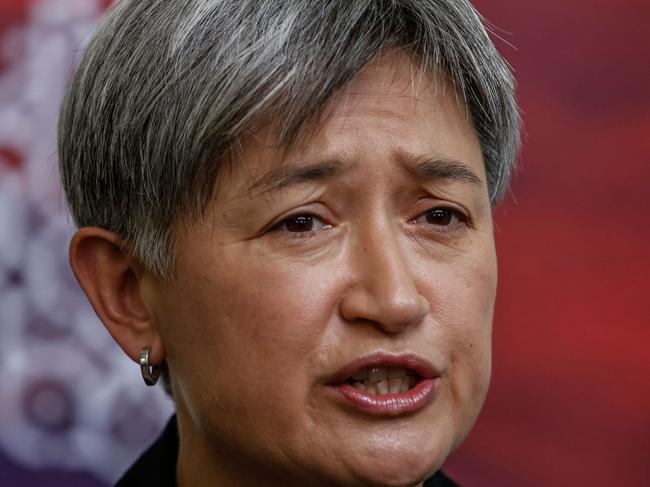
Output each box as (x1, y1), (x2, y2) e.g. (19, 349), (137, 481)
(145, 52), (496, 487)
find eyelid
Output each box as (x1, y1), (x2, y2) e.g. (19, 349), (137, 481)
(411, 205), (471, 227)
(268, 210), (333, 234)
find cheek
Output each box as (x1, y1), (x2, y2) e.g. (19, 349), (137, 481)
(159, 251), (344, 425)
(217, 258), (341, 368)
(427, 249), (496, 435)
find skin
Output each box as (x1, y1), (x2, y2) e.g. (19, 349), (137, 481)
(70, 51), (496, 487)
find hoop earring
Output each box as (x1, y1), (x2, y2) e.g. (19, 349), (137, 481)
(139, 346), (161, 386)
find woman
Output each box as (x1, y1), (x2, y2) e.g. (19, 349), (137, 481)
(58, 0), (520, 485)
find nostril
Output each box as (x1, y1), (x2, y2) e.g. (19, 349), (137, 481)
(339, 290), (428, 334)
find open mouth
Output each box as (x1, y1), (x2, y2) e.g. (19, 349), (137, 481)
(343, 366), (421, 395)
(327, 353), (438, 415)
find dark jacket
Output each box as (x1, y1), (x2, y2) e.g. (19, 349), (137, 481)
(116, 415), (459, 486)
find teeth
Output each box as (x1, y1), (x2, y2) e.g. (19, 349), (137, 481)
(348, 367), (417, 396)
(352, 368), (369, 381)
(365, 367), (408, 382)
(388, 367), (407, 379)
(350, 377), (418, 395)
(347, 367), (418, 395)
(363, 380), (377, 395)
(388, 378), (402, 394)
(369, 368), (388, 382)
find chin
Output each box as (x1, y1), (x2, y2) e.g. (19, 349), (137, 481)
(332, 437), (446, 487)
(345, 458), (437, 487)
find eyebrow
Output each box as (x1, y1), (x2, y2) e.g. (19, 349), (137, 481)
(247, 158), (353, 194)
(247, 154), (483, 195)
(408, 157), (483, 187)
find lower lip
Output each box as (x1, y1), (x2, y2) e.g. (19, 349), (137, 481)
(330, 378), (439, 416)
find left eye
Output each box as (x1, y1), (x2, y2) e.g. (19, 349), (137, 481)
(275, 214), (331, 233)
(414, 207), (466, 226)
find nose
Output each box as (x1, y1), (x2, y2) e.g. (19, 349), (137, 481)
(339, 224), (430, 334)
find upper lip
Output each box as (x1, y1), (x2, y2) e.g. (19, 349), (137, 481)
(327, 352), (439, 385)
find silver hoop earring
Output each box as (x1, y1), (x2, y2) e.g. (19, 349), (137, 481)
(139, 346), (161, 386)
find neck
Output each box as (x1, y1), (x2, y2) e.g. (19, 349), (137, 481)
(175, 405), (300, 487)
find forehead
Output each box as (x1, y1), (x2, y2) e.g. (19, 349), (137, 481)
(222, 51), (484, 191)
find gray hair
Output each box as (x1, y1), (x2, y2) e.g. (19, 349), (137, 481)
(59, 0), (520, 280)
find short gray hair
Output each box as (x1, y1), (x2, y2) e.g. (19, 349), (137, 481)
(59, 0), (520, 280)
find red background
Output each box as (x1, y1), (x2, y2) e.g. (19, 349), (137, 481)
(1, 0), (648, 485)
(446, 0), (650, 485)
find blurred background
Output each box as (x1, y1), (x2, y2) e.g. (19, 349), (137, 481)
(0, 0), (647, 486)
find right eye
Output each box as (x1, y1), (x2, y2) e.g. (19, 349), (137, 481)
(274, 214), (331, 234)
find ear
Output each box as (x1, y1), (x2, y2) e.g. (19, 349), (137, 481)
(69, 227), (165, 367)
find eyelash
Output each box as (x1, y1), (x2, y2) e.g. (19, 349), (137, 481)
(410, 207), (468, 229)
(271, 206), (468, 237)
(270, 213), (332, 237)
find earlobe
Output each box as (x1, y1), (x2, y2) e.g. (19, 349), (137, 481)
(69, 227), (165, 366)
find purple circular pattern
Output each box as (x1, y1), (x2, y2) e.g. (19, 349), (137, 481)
(0, 1), (174, 484)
